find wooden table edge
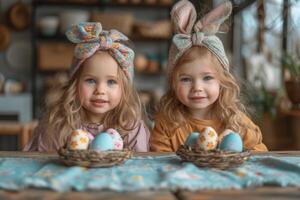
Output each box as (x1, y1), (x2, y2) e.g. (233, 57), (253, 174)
(0, 151), (299, 158)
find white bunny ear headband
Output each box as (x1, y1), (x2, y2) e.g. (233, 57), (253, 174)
(168, 0), (232, 71)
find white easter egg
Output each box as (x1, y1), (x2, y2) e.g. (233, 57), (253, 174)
(197, 127), (218, 150)
(68, 129), (90, 150)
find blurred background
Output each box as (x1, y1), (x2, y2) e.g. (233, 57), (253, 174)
(0, 0), (300, 151)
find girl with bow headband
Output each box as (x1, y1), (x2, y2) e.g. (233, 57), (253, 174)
(150, 0), (267, 152)
(24, 22), (150, 152)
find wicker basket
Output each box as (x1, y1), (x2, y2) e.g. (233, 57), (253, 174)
(37, 42), (74, 71)
(90, 12), (134, 36)
(58, 148), (133, 168)
(176, 145), (251, 170)
(134, 20), (172, 39)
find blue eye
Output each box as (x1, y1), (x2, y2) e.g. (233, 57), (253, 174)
(203, 75), (214, 81)
(107, 79), (117, 86)
(85, 79), (96, 84)
(180, 77), (191, 83)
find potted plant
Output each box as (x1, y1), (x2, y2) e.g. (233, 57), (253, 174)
(282, 52), (300, 108)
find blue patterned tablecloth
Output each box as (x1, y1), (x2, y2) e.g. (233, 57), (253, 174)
(0, 154), (300, 192)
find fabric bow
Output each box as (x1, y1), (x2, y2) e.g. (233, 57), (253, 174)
(168, 0), (232, 71)
(172, 32), (206, 52)
(66, 22), (134, 80)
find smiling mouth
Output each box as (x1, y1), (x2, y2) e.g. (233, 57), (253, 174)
(190, 97), (205, 100)
(91, 99), (109, 104)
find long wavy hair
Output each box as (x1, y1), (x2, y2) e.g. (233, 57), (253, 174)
(158, 46), (250, 136)
(37, 54), (143, 150)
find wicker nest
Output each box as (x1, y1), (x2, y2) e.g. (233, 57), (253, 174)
(58, 148), (133, 168)
(176, 145), (251, 170)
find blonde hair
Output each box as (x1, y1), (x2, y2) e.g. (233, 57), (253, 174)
(35, 53), (143, 150)
(158, 46), (250, 136)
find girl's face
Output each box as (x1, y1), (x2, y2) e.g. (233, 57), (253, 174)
(175, 56), (220, 119)
(78, 51), (122, 123)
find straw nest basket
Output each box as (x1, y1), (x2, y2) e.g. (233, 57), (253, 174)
(58, 148), (133, 168)
(176, 145), (251, 170)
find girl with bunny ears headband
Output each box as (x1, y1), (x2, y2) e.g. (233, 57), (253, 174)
(24, 22), (150, 152)
(150, 0), (267, 152)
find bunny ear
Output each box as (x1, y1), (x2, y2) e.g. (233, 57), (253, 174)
(170, 0), (197, 34)
(194, 0), (232, 34)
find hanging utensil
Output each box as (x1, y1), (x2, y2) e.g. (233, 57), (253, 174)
(0, 24), (11, 51)
(7, 0), (31, 31)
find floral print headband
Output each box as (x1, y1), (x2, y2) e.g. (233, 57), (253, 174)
(66, 22), (135, 80)
(168, 0), (232, 72)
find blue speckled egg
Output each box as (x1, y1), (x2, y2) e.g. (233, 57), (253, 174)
(90, 132), (114, 151)
(185, 132), (200, 147)
(219, 133), (243, 152)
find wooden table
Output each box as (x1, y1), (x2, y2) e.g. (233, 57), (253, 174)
(0, 151), (299, 200)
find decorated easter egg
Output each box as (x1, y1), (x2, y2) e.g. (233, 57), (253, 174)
(219, 132), (243, 152)
(87, 132), (95, 144)
(185, 132), (200, 147)
(90, 132), (114, 151)
(218, 129), (234, 143)
(68, 129), (90, 150)
(197, 127), (218, 150)
(106, 128), (123, 150)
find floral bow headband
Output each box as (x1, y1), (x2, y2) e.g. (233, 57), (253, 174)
(66, 22), (135, 80)
(168, 0), (232, 72)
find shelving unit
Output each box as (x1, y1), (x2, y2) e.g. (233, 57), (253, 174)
(36, 33), (170, 42)
(32, 0), (172, 8)
(31, 0), (172, 118)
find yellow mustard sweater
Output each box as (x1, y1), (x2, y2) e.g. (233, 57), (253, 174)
(150, 114), (268, 152)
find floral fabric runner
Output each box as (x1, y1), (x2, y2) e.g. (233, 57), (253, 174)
(0, 155), (299, 192)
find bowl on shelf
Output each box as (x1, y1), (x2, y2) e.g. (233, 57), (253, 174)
(38, 16), (59, 36)
(59, 10), (90, 34)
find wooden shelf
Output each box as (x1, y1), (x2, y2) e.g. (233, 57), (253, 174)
(37, 68), (69, 74)
(33, 0), (171, 9)
(36, 34), (67, 41)
(280, 109), (300, 117)
(31, 0), (170, 118)
(36, 33), (170, 42)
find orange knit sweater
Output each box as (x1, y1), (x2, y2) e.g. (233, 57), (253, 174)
(150, 114), (268, 152)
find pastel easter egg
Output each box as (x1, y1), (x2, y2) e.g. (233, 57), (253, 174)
(106, 128), (123, 150)
(219, 132), (243, 152)
(218, 129), (234, 143)
(68, 129), (90, 150)
(197, 127), (218, 150)
(185, 132), (200, 147)
(87, 132), (95, 144)
(90, 132), (114, 151)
